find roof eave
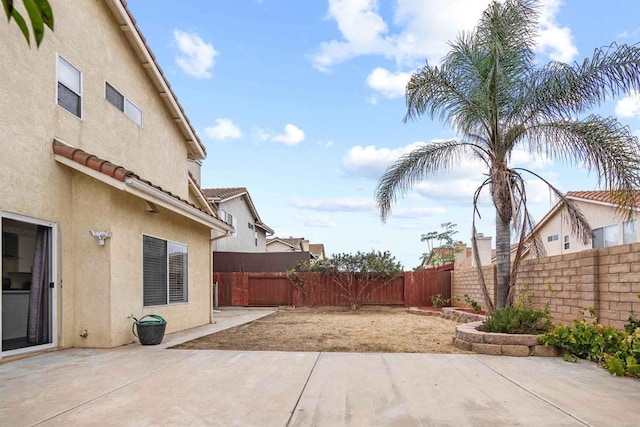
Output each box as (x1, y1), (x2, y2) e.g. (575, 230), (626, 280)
(105, 0), (206, 160)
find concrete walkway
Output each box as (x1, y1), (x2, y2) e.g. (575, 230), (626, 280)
(1, 308), (639, 426)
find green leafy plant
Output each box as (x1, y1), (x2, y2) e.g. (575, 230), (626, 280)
(429, 294), (449, 308)
(482, 307), (552, 335)
(624, 294), (640, 334)
(3, 0), (54, 47)
(463, 294), (482, 313)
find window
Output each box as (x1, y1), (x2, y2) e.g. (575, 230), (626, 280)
(547, 234), (558, 242)
(105, 82), (143, 126)
(623, 220), (637, 244)
(57, 56), (82, 117)
(255, 230), (258, 247)
(248, 223), (254, 230)
(593, 224), (618, 249)
(228, 213), (237, 236)
(143, 235), (188, 306)
(563, 235), (570, 250)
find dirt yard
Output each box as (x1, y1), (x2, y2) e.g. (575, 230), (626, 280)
(173, 306), (470, 353)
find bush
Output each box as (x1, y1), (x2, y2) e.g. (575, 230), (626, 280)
(482, 307), (552, 335)
(540, 314), (640, 378)
(429, 294), (449, 308)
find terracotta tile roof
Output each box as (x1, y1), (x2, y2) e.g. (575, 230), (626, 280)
(52, 139), (218, 219)
(566, 190), (640, 207)
(202, 187), (247, 200)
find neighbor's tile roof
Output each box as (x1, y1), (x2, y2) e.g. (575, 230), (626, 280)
(52, 139), (217, 219)
(567, 190), (640, 207)
(267, 237), (305, 249)
(202, 187), (247, 200)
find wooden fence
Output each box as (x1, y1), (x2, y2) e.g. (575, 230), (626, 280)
(213, 267), (451, 308)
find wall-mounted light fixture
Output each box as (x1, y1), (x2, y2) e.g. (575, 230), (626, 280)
(90, 230), (112, 246)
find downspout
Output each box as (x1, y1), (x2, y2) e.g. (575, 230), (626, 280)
(209, 230), (233, 323)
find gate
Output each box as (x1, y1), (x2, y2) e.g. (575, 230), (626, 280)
(248, 275), (293, 306)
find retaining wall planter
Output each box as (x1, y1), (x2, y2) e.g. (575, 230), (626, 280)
(453, 321), (559, 357)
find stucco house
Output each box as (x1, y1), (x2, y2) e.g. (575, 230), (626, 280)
(0, 0), (231, 357)
(524, 191), (639, 258)
(203, 187), (274, 252)
(309, 244), (326, 261)
(267, 237), (310, 253)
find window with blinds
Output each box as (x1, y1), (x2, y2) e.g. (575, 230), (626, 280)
(143, 235), (188, 306)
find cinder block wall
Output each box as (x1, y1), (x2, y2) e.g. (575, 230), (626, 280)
(452, 244), (640, 330)
(451, 265), (495, 311)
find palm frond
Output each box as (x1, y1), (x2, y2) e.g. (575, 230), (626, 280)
(375, 140), (488, 221)
(514, 167), (593, 244)
(529, 42), (640, 118)
(524, 116), (640, 212)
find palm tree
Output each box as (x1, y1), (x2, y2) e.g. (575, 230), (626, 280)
(375, 0), (640, 309)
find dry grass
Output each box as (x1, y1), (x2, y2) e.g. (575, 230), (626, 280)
(173, 306), (470, 353)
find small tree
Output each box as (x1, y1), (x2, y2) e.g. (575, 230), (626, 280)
(420, 222), (462, 267)
(288, 250), (403, 310)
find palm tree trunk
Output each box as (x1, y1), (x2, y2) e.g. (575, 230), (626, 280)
(495, 213), (511, 309)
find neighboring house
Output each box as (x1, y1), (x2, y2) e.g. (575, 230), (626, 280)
(266, 237), (310, 253)
(203, 187), (274, 252)
(0, 0), (231, 357)
(524, 191), (639, 258)
(309, 244), (326, 261)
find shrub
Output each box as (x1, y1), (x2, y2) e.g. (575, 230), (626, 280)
(463, 294), (482, 312)
(540, 314), (640, 378)
(482, 307), (552, 335)
(429, 294), (449, 308)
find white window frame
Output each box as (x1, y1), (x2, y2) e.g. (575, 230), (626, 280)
(547, 234), (558, 242)
(105, 81), (143, 126)
(56, 55), (82, 118)
(563, 235), (570, 250)
(623, 220), (637, 244)
(142, 234), (188, 307)
(593, 224), (618, 249)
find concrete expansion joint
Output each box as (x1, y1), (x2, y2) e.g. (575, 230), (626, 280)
(286, 351), (321, 427)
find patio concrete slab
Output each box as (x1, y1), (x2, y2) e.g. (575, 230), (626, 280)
(1, 308), (639, 426)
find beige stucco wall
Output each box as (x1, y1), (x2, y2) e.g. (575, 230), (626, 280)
(534, 200), (639, 258)
(1, 1), (214, 351)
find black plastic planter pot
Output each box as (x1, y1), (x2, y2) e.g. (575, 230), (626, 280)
(132, 315), (167, 345)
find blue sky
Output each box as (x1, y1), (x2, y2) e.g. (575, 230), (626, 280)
(126, 0), (640, 269)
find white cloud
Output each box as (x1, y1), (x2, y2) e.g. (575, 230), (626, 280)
(535, 0), (578, 63)
(615, 90), (640, 119)
(204, 118), (242, 140)
(301, 214), (337, 228)
(342, 141), (426, 179)
(312, 0), (394, 72)
(393, 207), (447, 218)
(252, 128), (270, 142)
(173, 30), (218, 79)
(414, 179), (486, 203)
(317, 140), (334, 149)
(290, 197), (375, 212)
(366, 67), (411, 98)
(510, 148), (552, 169)
(313, 0), (577, 72)
(273, 124), (305, 146)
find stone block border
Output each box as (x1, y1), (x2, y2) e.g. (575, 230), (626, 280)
(454, 321), (559, 357)
(408, 307), (559, 357)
